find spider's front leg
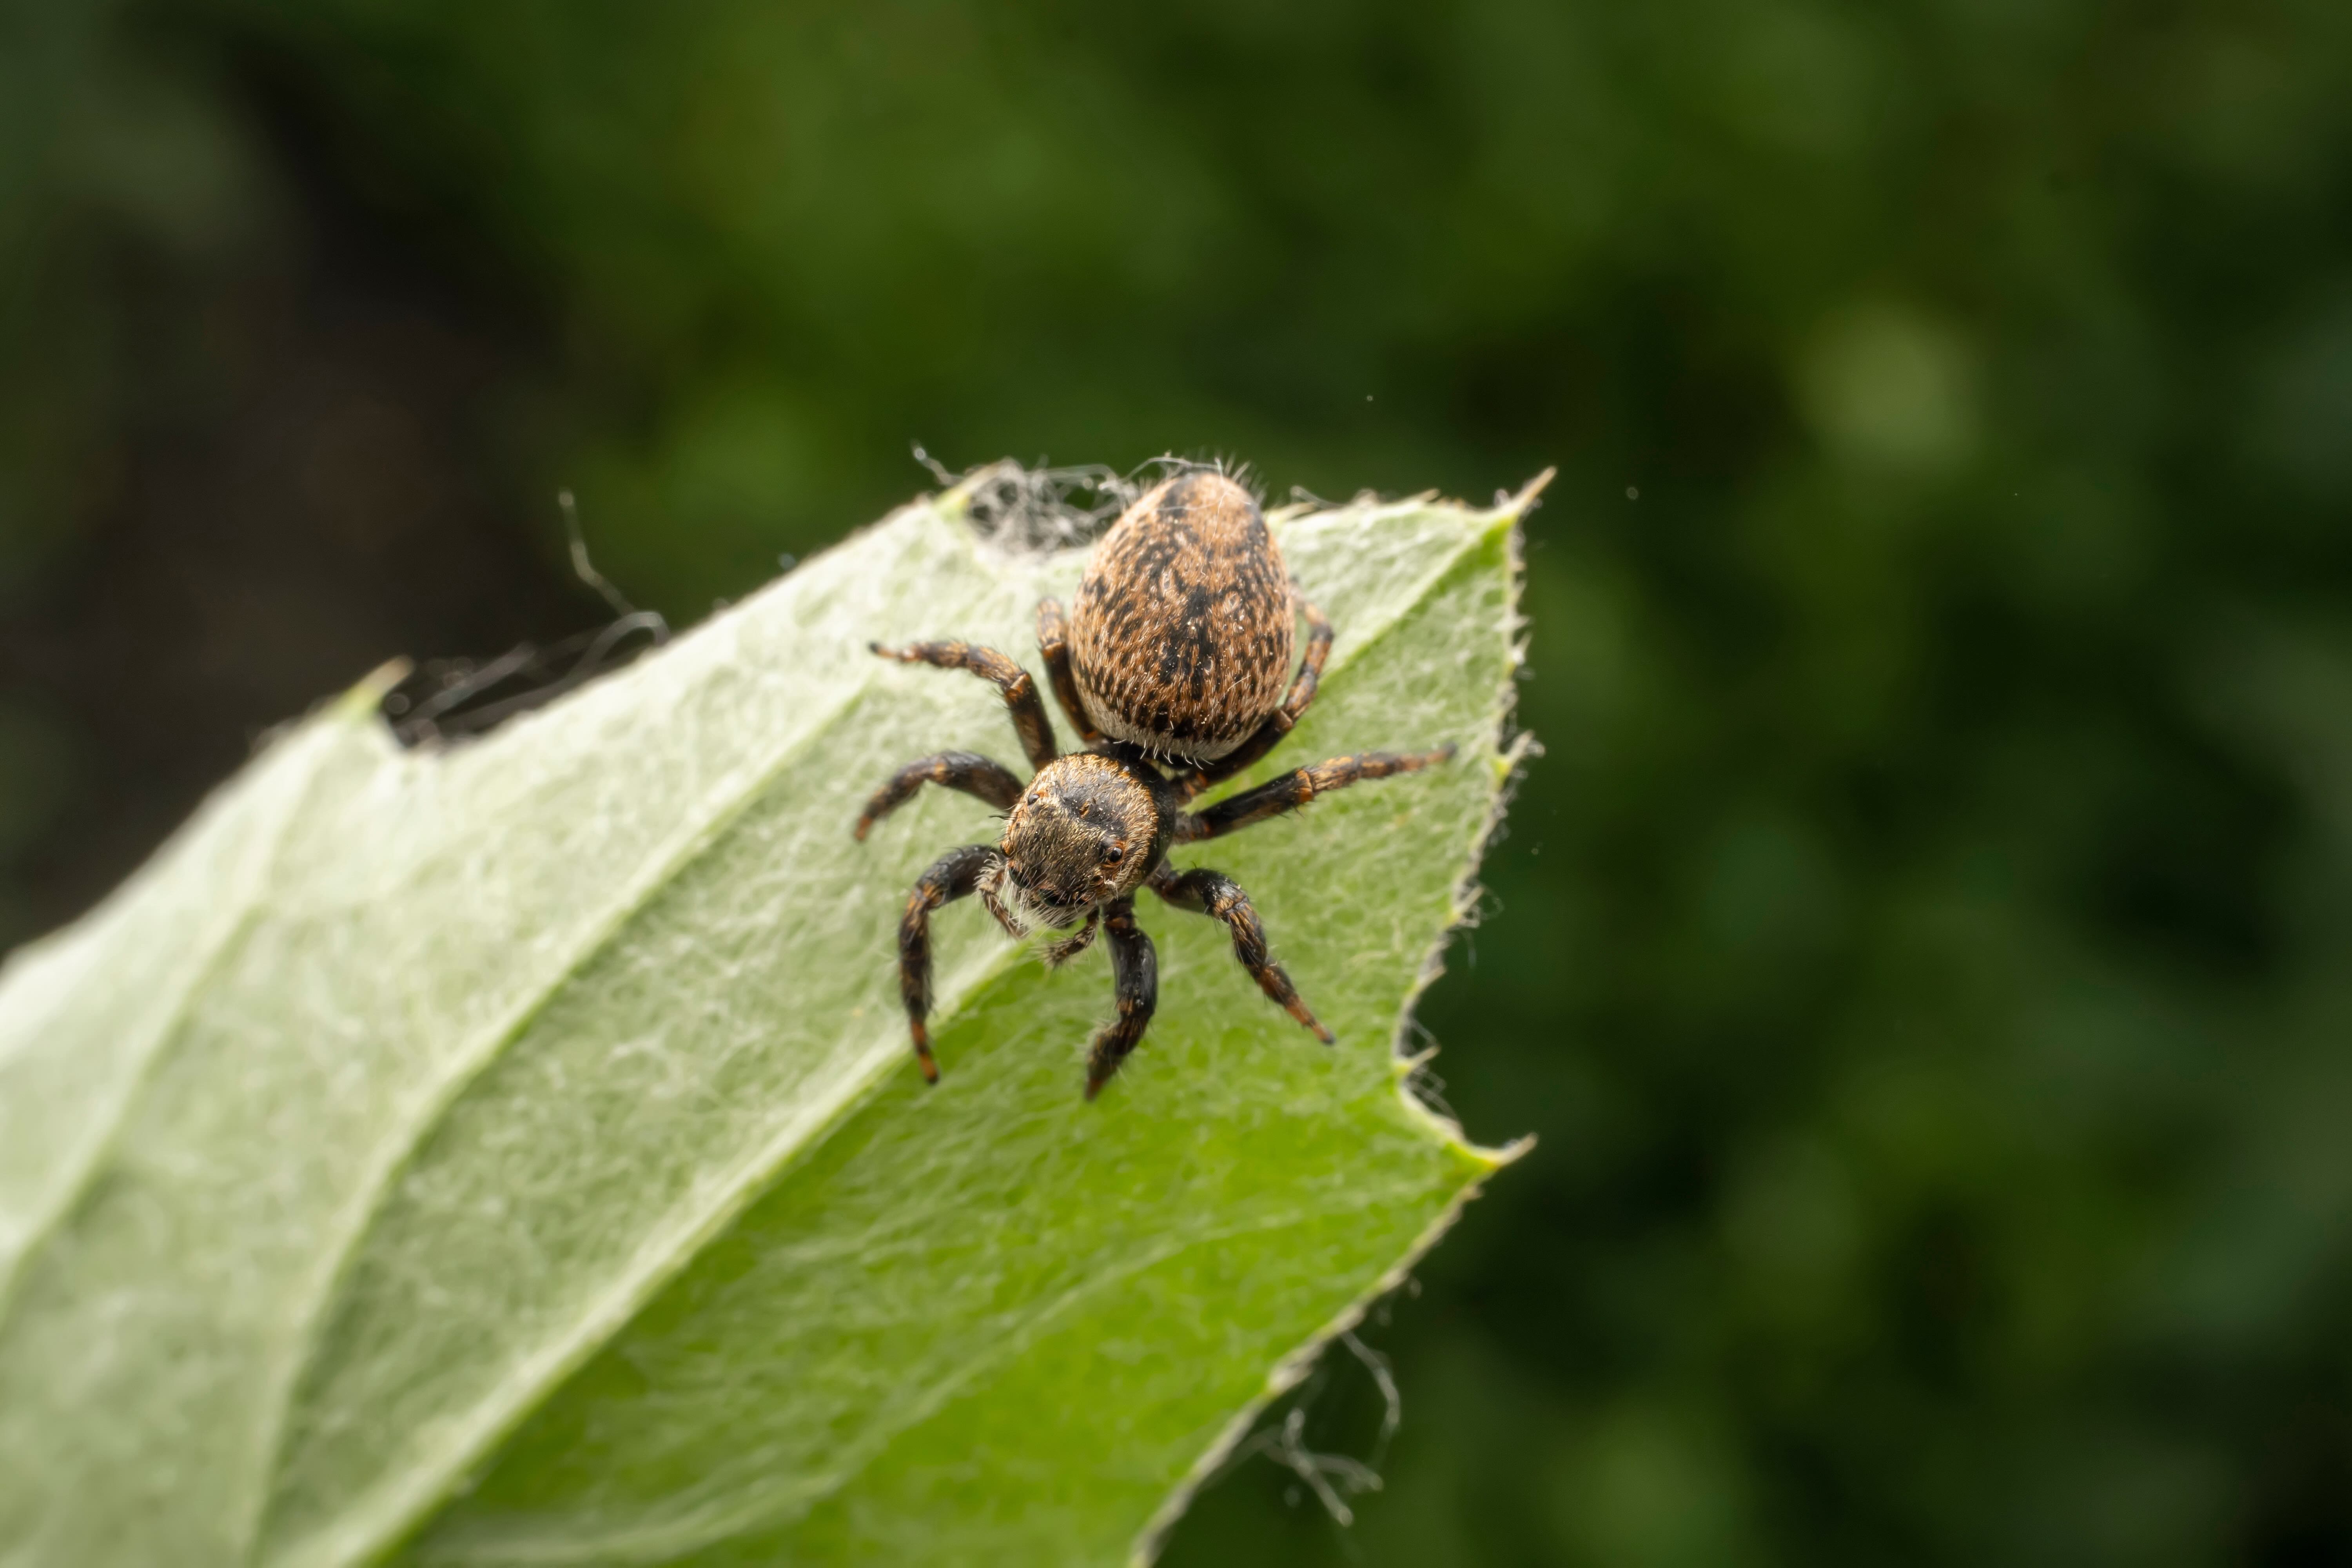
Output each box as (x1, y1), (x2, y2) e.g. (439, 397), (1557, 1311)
(853, 751), (1025, 841)
(1082, 898), (1158, 1100)
(897, 844), (998, 1084)
(1149, 866), (1330, 1042)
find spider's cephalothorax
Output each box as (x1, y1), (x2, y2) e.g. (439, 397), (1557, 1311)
(855, 468), (1454, 1099)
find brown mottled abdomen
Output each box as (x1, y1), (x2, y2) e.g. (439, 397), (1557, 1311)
(1069, 471), (1296, 763)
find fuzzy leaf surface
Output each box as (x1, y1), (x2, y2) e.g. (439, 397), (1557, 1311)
(0, 480), (1529, 1568)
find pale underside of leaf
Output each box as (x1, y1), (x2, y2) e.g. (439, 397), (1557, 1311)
(0, 479), (1532, 1568)
(0, 692), (370, 1306)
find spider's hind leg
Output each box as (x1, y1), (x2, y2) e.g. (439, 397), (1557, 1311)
(1036, 598), (1101, 743)
(1178, 745), (1454, 843)
(1149, 866), (1330, 1043)
(871, 639), (1059, 770)
(1279, 590), (1336, 724)
(1176, 590), (1335, 799)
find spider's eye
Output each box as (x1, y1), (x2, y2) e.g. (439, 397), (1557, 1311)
(1102, 844), (1125, 866)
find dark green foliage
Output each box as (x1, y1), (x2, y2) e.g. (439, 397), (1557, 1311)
(5, 0), (2351, 1561)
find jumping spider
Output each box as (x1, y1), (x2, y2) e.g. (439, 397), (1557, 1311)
(856, 468), (1454, 1098)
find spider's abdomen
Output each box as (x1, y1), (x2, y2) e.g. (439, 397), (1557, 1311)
(1069, 470), (1295, 763)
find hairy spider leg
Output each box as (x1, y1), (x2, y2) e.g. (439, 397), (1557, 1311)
(897, 843), (998, 1084)
(1280, 591), (1337, 720)
(871, 639), (1059, 771)
(1034, 597), (1102, 744)
(853, 750), (1025, 841)
(1178, 744), (1456, 842)
(1178, 592), (1336, 798)
(1150, 866), (1331, 1042)
(1083, 898), (1158, 1100)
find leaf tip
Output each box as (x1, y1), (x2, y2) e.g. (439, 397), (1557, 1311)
(1466, 1132), (1537, 1175)
(332, 659), (412, 723)
(1497, 467), (1557, 520)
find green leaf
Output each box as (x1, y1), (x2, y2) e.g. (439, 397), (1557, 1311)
(0, 475), (1533, 1568)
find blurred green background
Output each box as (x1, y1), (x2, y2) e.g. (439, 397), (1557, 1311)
(7, 0), (2352, 1562)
